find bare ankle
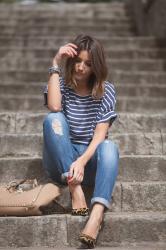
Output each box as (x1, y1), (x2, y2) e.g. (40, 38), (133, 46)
(69, 184), (87, 209)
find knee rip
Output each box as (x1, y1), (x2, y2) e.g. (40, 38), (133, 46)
(52, 119), (63, 135)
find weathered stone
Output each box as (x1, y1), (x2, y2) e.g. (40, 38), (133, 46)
(0, 157), (45, 183)
(0, 95), (165, 112)
(0, 36), (165, 49)
(1, 47), (166, 60)
(0, 133), (164, 157)
(129, 0), (166, 37)
(1, 58), (166, 72)
(112, 113), (166, 133)
(1, 112), (166, 134)
(0, 134), (42, 157)
(110, 133), (163, 155)
(0, 156), (165, 184)
(162, 133), (166, 155)
(16, 113), (46, 134)
(0, 215), (68, 247)
(118, 155), (166, 182)
(67, 212), (166, 246)
(121, 182), (166, 212)
(112, 71), (166, 84)
(0, 112), (15, 133)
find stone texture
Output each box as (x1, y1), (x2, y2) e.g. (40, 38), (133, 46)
(0, 134), (42, 157)
(112, 113), (166, 133)
(110, 133), (164, 155)
(0, 155), (165, 184)
(0, 157), (45, 183)
(112, 71), (166, 84)
(121, 182), (166, 212)
(1, 246), (166, 250)
(0, 133), (165, 157)
(1, 112), (166, 134)
(0, 36), (165, 49)
(0, 112), (15, 133)
(67, 212), (166, 247)
(129, 0), (166, 37)
(1, 58), (166, 72)
(118, 155), (166, 182)
(1, 212), (164, 247)
(0, 215), (68, 247)
(1, 48), (166, 60)
(0, 1), (166, 248)
(0, 95), (165, 112)
(16, 113), (45, 134)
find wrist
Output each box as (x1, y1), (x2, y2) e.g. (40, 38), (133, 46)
(79, 155), (89, 166)
(48, 65), (62, 76)
(53, 54), (61, 66)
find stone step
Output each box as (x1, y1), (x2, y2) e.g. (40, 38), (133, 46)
(0, 18), (131, 26)
(0, 27), (133, 37)
(0, 112), (165, 134)
(0, 83), (166, 98)
(0, 36), (165, 49)
(0, 155), (165, 183)
(0, 95), (165, 112)
(0, 133), (165, 157)
(0, 212), (165, 247)
(0, 3), (128, 18)
(1, 47), (166, 59)
(0, 70), (166, 84)
(1, 246), (166, 250)
(112, 71), (166, 84)
(0, 165), (165, 213)
(1, 59), (165, 72)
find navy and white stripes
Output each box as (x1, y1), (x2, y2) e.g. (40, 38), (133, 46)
(59, 77), (117, 145)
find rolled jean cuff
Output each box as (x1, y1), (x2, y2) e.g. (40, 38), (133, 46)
(91, 197), (111, 209)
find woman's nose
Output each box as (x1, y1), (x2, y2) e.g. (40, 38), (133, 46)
(78, 62), (84, 71)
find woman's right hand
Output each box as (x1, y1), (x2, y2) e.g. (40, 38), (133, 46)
(53, 43), (78, 66)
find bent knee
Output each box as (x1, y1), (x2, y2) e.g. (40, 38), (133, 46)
(43, 112), (65, 135)
(43, 112), (64, 124)
(98, 140), (119, 157)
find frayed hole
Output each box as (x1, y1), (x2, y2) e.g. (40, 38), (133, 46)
(52, 119), (63, 135)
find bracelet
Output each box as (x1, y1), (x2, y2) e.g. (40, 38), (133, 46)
(48, 66), (61, 75)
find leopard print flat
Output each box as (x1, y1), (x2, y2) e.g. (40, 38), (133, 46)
(71, 207), (89, 216)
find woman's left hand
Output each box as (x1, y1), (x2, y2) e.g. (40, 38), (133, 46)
(68, 157), (86, 185)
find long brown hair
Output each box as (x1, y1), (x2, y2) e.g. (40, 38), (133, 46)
(64, 34), (108, 99)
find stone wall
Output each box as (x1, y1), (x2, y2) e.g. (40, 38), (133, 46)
(128, 0), (166, 37)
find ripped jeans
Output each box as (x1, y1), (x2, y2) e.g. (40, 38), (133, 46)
(43, 112), (119, 209)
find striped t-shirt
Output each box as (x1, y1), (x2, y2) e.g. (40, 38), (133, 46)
(45, 77), (117, 145)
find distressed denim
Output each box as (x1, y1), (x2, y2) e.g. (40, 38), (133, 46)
(43, 112), (119, 209)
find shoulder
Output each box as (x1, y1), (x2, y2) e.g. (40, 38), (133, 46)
(104, 80), (116, 95)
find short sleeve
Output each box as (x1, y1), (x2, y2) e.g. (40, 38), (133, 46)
(96, 82), (117, 125)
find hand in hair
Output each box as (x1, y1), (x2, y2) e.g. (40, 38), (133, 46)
(53, 43), (78, 66)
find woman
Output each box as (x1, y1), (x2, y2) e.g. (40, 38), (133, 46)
(43, 34), (119, 249)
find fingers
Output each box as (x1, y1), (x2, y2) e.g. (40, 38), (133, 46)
(68, 171), (83, 185)
(60, 43), (78, 58)
(64, 43), (77, 49)
(54, 43), (77, 64)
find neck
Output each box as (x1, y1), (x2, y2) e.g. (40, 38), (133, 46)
(75, 81), (91, 96)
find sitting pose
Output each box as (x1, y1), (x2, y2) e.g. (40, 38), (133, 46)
(43, 34), (119, 249)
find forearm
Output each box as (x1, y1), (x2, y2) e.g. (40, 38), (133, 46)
(47, 56), (62, 111)
(47, 73), (62, 111)
(79, 123), (110, 165)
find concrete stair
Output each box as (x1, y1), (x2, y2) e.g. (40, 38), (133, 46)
(0, 1), (166, 249)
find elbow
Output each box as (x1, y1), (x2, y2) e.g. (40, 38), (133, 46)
(47, 103), (62, 112)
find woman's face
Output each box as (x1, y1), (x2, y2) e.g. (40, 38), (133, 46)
(74, 50), (93, 84)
